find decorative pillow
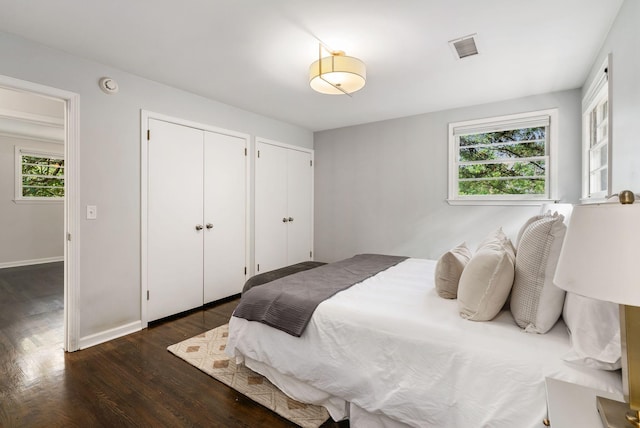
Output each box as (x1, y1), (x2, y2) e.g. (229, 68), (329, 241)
(434, 242), (472, 299)
(476, 227), (513, 253)
(510, 214), (566, 333)
(562, 292), (621, 370)
(515, 215), (544, 249)
(458, 231), (515, 321)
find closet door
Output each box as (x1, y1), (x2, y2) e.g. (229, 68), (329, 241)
(203, 131), (246, 303)
(255, 141), (288, 273)
(147, 119), (204, 321)
(286, 149), (313, 265)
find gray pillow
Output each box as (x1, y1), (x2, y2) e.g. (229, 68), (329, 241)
(510, 214), (566, 333)
(434, 242), (472, 299)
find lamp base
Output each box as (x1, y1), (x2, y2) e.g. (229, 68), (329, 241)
(597, 396), (639, 427)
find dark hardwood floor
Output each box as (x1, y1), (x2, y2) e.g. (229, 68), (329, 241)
(0, 263), (348, 428)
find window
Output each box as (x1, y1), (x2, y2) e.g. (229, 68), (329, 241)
(448, 109), (558, 205)
(582, 56), (610, 201)
(15, 147), (64, 202)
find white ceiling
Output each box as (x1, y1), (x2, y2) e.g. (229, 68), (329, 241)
(0, 0), (623, 131)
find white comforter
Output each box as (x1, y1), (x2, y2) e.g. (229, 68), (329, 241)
(227, 258), (622, 428)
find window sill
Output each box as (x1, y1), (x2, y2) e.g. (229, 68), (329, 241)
(447, 199), (555, 206)
(579, 197), (608, 205)
(13, 198), (64, 204)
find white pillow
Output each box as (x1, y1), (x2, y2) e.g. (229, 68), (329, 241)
(510, 214), (566, 333)
(458, 231), (515, 321)
(562, 292), (621, 370)
(476, 227), (513, 253)
(434, 242), (472, 299)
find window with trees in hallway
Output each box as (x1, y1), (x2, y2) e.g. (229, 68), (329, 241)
(15, 147), (64, 201)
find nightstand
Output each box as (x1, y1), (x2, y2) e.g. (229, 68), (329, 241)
(545, 377), (624, 428)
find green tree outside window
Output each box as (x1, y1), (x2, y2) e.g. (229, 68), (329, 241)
(21, 154), (65, 198)
(457, 127), (546, 196)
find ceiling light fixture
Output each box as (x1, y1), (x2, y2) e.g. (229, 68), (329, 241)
(309, 44), (366, 95)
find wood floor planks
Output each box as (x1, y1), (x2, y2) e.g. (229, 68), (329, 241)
(0, 263), (348, 427)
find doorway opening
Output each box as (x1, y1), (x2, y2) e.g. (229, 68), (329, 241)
(0, 75), (80, 351)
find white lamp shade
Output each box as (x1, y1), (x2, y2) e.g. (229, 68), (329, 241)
(309, 54), (366, 95)
(553, 203), (640, 306)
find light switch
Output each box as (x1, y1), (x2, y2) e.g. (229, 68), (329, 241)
(86, 205), (97, 220)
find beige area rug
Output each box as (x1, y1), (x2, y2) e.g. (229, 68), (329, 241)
(167, 324), (330, 428)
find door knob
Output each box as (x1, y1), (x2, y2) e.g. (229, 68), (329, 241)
(288, 217), (294, 222)
(206, 223), (213, 229)
(195, 224), (203, 231)
(282, 217), (288, 223)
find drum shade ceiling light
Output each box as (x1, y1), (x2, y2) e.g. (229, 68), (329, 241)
(309, 44), (366, 95)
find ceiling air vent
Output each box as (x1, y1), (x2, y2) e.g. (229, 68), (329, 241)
(449, 34), (479, 59)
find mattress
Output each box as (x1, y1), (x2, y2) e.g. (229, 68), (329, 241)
(226, 258), (622, 428)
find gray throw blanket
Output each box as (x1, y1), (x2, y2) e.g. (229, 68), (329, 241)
(233, 254), (408, 337)
(242, 261), (327, 294)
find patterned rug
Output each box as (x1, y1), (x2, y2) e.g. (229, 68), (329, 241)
(167, 324), (330, 428)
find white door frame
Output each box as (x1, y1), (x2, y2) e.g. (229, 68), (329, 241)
(140, 110), (250, 327)
(0, 74), (81, 352)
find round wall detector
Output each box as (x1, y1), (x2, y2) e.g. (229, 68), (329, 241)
(99, 77), (119, 94)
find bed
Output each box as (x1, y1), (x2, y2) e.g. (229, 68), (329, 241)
(226, 216), (623, 428)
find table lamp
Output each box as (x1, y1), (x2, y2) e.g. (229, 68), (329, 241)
(554, 191), (640, 427)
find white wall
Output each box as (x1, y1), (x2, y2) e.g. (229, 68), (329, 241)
(0, 136), (64, 266)
(0, 31), (312, 341)
(314, 90), (582, 263)
(583, 0), (640, 193)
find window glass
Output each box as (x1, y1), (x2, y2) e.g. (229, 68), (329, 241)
(457, 127), (546, 196)
(581, 57), (610, 201)
(16, 148), (65, 200)
(448, 110), (557, 204)
(586, 94), (608, 197)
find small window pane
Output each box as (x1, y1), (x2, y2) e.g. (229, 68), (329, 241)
(459, 141), (545, 162)
(459, 127), (545, 146)
(23, 176), (64, 187)
(459, 178), (545, 196)
(23, 186), (65, 198)
(590, 111), (597, 148)
(600, 100), (608, 121)
(596, 123), (608, 143)
(589, 145), (608, 173)
(600, 169), (608, 192)
(458, 160), (546, 179)
(589, 168), (608, 194)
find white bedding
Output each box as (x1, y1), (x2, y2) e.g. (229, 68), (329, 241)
(227, 258), (622, 428)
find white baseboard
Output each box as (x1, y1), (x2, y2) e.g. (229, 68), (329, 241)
(79, 320), (142, 350)
(0, 256), (64, 269)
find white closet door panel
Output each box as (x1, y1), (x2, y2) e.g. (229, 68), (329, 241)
(203, 131), (246, 303)
(148, 119), (204, 321)
(286, 149), (313, 265)
(255, 142), (288, 273)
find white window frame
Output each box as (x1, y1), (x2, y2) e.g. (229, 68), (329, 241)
(581, 55), (611, 203)
(447, 109), (559, 205)
(14, 146), (65, 203)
